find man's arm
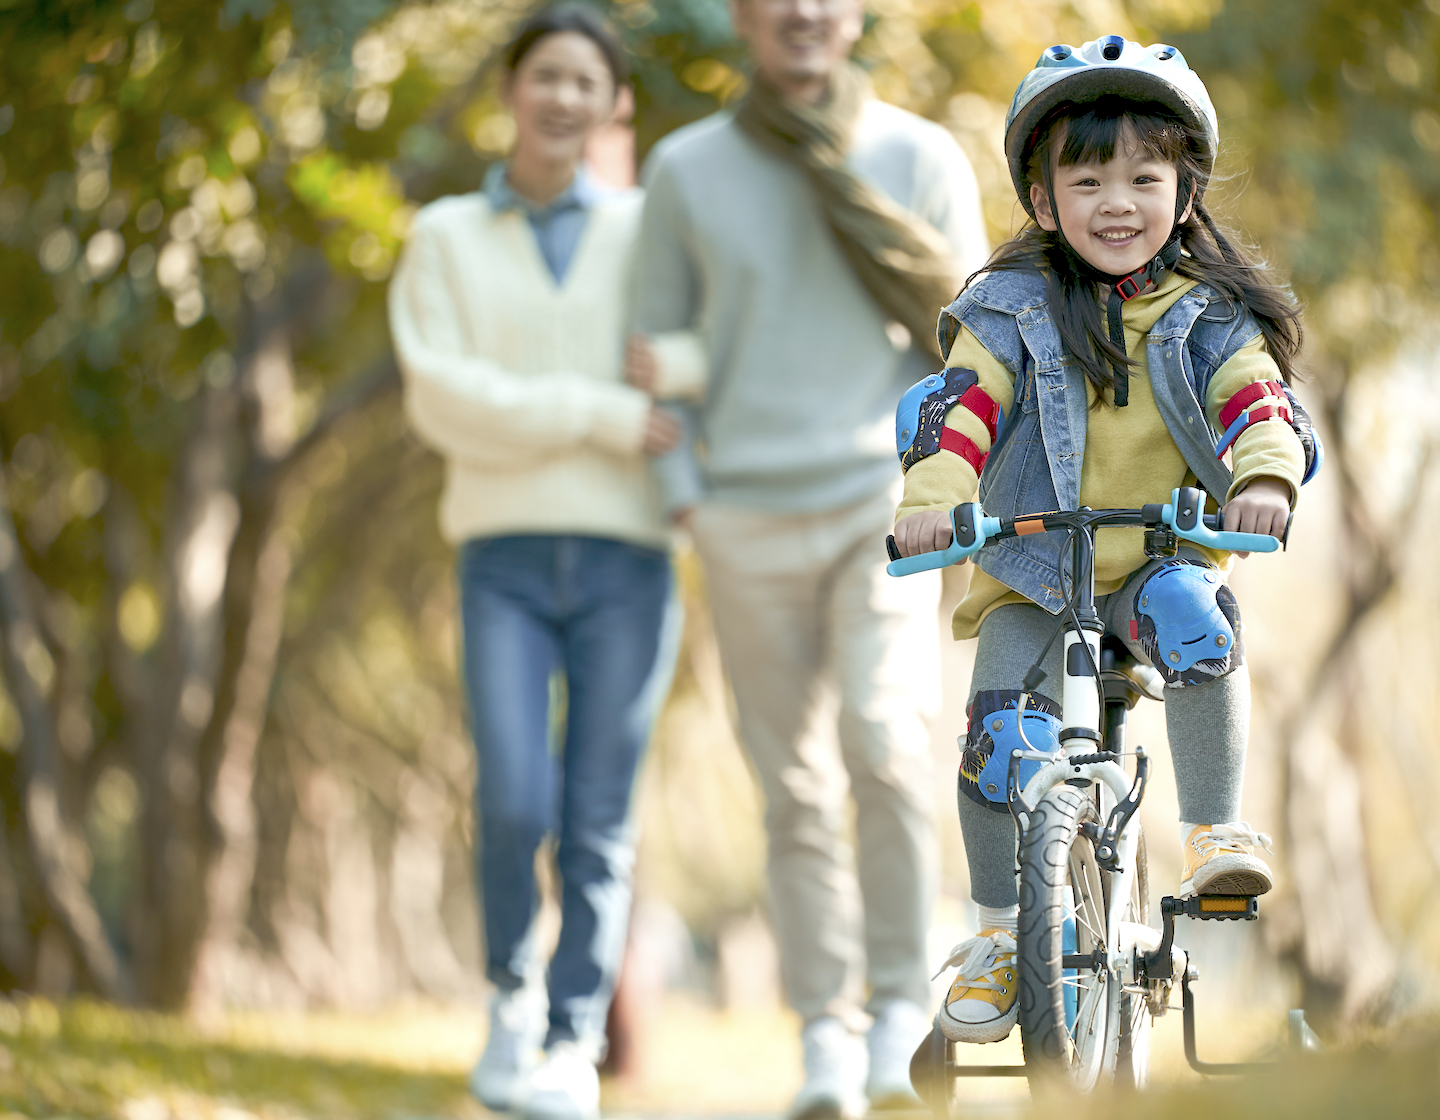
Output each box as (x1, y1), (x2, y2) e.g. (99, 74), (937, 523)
(631, 152), (709, 512)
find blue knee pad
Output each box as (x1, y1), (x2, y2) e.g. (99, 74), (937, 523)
(1132, 560), (1244, 687)
(960, 690), (1061, 813)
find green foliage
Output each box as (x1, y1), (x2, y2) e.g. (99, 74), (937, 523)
(1171, 0), (1440, 364)
(604, 0), (747, 156)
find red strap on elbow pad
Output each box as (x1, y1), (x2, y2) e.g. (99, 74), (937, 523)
(939, 426), (987, 476)
(958, 385), (1001, 443)
(1218, 379), (1285, 430)
(1245, 402), (1292, 428)
(1217, 402), (1294, 456)
(935, 385), (1000, 476)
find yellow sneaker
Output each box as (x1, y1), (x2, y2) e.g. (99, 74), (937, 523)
(934, 930), (1018, 1043)
(1181, 823), (1274, 896)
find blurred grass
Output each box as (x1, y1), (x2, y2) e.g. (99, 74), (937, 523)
(1, 995), (1438, 1120)
(0, 997), (485, 1120)
(1055, 1028), (1440, 1120)
(0, 995), (803, 1120)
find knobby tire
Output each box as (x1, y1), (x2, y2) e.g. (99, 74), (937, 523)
(1017, 784), (1118, 1089)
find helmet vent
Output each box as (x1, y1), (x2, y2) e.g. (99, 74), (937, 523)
(1004, 35), (1219, 218)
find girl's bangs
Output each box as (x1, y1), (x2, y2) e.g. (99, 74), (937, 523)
(1055, 98), (1190, 168)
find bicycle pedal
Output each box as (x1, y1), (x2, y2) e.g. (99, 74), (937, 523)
(1162, 895), (1258, 921)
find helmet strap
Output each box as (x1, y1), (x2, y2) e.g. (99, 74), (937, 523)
(1052, 222), (1184, 407)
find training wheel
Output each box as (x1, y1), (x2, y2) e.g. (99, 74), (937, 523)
(909, 1020), (951, 1118)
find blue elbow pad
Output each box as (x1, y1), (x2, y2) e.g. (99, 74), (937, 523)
(896, 367), (982, 471)
(1281, 384), (1324, 484)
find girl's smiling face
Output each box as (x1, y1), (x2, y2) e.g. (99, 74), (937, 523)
(1029, 120), (1192, 276)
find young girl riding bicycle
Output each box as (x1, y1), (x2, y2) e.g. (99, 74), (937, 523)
(891, 37), (1318, 1046)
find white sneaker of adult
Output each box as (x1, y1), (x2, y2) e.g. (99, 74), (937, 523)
(865, 1000), (929, 1109)
(523, 1041), (601, 1120)
(790, 1016), (868, 1120)
(471, 987), (542, 1112)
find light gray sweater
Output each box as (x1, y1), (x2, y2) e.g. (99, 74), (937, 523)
(632, 97), (989, 515)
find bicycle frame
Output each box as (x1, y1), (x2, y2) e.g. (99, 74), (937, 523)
(888, 488), (1281, 1026)
(892, 489), (1324, 1096)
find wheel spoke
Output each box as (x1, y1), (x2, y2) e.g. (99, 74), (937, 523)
(1072, 908), (1104, 946)
(1070, 975), (1108, 1067)
(1068, 865), (1106, 945)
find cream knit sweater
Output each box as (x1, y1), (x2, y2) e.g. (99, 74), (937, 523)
(389, 188), (669, 548)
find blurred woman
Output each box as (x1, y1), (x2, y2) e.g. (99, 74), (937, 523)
(388, 8), (679, 1120)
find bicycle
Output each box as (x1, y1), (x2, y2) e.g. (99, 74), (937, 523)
(886, 486), (1320, 1105)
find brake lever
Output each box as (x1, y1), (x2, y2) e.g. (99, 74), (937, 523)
(885, 504), (1001, 577)
(1164, 487), (1280, 554)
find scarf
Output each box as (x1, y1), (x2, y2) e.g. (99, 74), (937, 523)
(734, 64), (962, 362)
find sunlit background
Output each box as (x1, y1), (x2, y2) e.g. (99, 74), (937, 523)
(1, 0), (1439, 1116)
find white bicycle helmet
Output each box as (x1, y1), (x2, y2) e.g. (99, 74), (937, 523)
(1004, 35), (1219, 218)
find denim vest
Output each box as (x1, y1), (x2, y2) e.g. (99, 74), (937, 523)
(938, 269), (1261, 614)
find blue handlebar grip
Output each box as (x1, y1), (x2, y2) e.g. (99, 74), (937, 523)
(886, 504), (997, 576)
(1162, 494), (1281, 554)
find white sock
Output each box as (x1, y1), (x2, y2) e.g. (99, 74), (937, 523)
(1180, 821), (1211, 846)
(977, 904), (1018, 933)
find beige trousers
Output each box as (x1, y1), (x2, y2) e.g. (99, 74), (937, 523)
(690, 487), (941, 1023)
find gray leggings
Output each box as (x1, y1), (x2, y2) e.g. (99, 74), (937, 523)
(959, 554), (1249, 908)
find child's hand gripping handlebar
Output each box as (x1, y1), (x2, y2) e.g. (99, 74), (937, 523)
(884, 504), (1002, 576)
(1161, 488), (1283, 554)
(884, 487), (1282, 577)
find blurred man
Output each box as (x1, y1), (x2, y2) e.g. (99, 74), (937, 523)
(627, 1), (988, 1116)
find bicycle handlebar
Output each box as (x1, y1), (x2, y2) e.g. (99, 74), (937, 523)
(885, 487), (1281, 577)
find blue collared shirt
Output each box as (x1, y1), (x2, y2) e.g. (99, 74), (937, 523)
(484, 163), (606, 285)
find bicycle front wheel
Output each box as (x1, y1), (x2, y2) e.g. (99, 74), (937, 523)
(1017, 784), (1119, 1089)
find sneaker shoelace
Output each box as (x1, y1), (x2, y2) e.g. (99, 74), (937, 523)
(1195, 822), (1274, 856)
(932, 930), (1018, 992)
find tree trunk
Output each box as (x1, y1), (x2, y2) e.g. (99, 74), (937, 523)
(0, 468), (132, 1000)
(1279, 685), (1395, 1025)
(132, 262), (401, 1007)
(134, 378), (243, 1007)
(1271, 372), (1433, 1029)
(187, 320), (299, 1015)
(0, 796), (34, 984)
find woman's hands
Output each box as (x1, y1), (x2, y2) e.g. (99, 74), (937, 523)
(627, 334), (680, 456)
(642, 407), (681, 455)
(893, 510), (956, 559)
(625, 334), (657, 394)
(1223, 477), (1291, 558)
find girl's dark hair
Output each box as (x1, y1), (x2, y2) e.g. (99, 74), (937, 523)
(504, 4), (628, 90)
(974, 96), (1303, 399)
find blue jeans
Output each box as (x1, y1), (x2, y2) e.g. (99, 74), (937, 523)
(458, 535), (676, 1050)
